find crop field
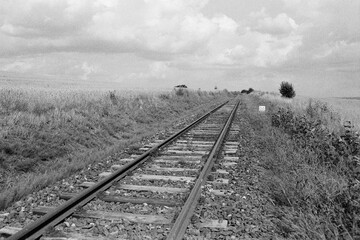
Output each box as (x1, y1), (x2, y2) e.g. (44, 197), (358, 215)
(0, 83), (231, 210)
(322, 97), (360, 131)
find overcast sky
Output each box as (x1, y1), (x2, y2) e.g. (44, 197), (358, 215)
(0, 0), (359, 96)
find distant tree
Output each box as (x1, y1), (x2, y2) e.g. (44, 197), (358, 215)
(175, 84), (187, 88)
(241, 89), (248, 94)
(279, 81), (296, 98)
(247, 88), (254, 94)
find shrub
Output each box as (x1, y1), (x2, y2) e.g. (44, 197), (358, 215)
(279, 81), (296, 98)
(241, 89), (248, 94)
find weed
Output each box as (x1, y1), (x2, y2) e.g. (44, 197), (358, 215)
(109, 90), (117, 105)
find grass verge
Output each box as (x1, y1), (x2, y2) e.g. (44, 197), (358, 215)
(240, 95), (359, 239)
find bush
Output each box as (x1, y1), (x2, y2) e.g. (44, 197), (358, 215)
(271, 106), (360, 236)
(279, 81), (296, 98)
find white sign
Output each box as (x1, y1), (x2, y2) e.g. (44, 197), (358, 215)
(259, 106), (266, 112)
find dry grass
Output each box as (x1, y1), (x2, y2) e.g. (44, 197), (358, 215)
(0, 87), (231, 209)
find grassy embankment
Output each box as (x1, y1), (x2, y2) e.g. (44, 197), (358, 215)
(241, 93), (359, 239)
(0, 87), (231, 210)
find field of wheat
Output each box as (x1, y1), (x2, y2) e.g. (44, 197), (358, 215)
(321, 97), (360, 131)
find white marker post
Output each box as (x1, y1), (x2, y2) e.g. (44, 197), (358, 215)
(259, 106), (266, 112)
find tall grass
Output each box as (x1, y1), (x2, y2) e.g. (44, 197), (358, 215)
(0, 87), (231, 210)
(248, 92), (360, 239)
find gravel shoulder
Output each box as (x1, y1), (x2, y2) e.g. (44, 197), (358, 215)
(185, 100), (283, 239)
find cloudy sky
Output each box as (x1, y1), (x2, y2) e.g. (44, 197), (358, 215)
(0, 0), (359, 96)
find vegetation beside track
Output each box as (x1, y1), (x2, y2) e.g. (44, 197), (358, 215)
(243, 94), (359, 239)
(0, 88), (232, 210)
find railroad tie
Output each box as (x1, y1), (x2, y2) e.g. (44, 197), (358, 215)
(32, 207), (172, 225)
(79, 182), (190, 194)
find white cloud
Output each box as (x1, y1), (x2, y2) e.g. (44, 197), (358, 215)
(142, 13), (218, 53)
(79, 62), (97, 80)
(129, 61), (171, 80)
(280, 0), (360, 70)
(0, 0), (223, 56)
(148, 61), (170, 79)
(0, 0), (93, 37)
(255, 13), (298, 35)
(254, 33), (302, 67)
(249, 8), (267, 19)
(212, 14), (238, 33)
(239, 9), (303, 67)
(209, 45), (249, 65)
(0, 0), (305, 70)
(281, 0), (335, 19)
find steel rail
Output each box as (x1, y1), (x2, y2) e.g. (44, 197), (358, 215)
(166, 100), (240, 240)
(9, 100), (229, 240)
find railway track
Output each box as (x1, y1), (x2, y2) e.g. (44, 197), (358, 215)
(1, 99), (241, 240)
